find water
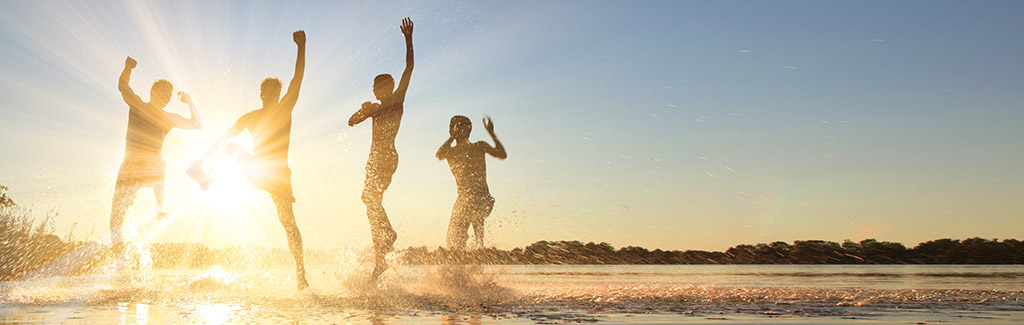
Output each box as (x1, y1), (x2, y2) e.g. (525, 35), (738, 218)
(2, 264), (1023, 323)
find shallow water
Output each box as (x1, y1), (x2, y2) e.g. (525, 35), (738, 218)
(2, 264), (1023, 323)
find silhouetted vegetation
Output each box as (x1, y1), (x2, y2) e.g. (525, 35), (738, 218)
(395, 236), (1024, 264)
(396, 238), (1024, 265)
(0, 185), (103, 280)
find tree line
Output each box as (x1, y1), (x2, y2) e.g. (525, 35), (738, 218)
(395, 238), (1024, 265)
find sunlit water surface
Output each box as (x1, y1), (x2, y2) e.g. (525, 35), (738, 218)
(2, 264), (1023, 323)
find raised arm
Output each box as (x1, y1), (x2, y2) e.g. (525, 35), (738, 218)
(394, 18), (414, 100)
(118, 56), (144, 107)
(436, 137), (455, 160)
(280, 30), (306, 109)
(483, 116), (507, 159)
(165, 91), (202, 129)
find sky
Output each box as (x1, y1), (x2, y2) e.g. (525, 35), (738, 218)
(1, 0), (1022, 252)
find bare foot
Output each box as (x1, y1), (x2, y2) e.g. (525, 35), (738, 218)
(371, 229), (397, 282)
(370, 258), (389, 282)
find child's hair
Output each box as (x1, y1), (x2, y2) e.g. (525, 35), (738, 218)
(450, 115), (472, 139)
(374, 74), (394, 87)
(373, 74), (395, 98)
(261, 78), (282, 101)
(150, 79), (174, 102)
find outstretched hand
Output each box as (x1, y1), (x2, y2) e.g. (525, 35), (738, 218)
(177, 91), (192, 103)
(293, 30), (306, 46)
(400, 17), (413, 37)
(125, 56), (137, 69)
(483, 115), (495, 134)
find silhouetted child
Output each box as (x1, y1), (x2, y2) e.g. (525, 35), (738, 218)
(348, 17), (414, 279)
(435, 115), (507, 249)
(188, 31), (309, 290)
(111, 56), (202, 246)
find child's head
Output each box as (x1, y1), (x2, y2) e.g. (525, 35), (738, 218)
(149, 79), (173, 107)
(449, 115), (472, 140)
(373, 74), (394, 100)
(261, 78), (282, 106)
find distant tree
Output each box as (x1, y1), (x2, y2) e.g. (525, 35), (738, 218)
(959, 237), (1003, 264)
(791, 240), (845, 264)
(913, 238), (961, 263)
(726, 244), (759, 264)
(617, 246), (651, 264)
(583, 242), (617, 263)
(0, 185), (14, 208)
(848, 239), (908, 264)
(999, 239), (1024, 264)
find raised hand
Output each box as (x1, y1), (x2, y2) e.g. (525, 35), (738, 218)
(481, 115), (506, 158)
(400, 17), (413, 37)
(177, 91), (192, 103)
(483, 115), (495, 134)
(293, 30), (306, 46)
(125, 56), (137, 69)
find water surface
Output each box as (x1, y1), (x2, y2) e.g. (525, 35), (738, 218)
(2, 264), (1023, 323)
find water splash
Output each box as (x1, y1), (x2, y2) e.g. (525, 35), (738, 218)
(3, 265), (1024, 323)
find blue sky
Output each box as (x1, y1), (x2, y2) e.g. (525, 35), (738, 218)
(1, 0), (1022, 251)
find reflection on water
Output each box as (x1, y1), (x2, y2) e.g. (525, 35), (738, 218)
(2, 264), (1023, 323)
(136, 303), (148, 325)
(505, 265), (1024, 290)
(187, 303), (239, 324)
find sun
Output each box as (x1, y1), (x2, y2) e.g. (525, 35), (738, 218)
(168, 142), (280, 247)
(191, 142), (270, 225)
(204, 152), (258, 203)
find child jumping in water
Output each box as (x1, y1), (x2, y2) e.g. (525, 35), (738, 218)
(435, 115), (506, 249)
(189, 31), (309, 290)
(348, 17), (414, 279)
(110, 56), (202, 246)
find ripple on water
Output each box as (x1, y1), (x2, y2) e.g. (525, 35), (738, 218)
(2, 265), (1024, 323)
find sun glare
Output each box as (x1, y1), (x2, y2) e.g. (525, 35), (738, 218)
(179, 143), (276, 248)
(205, 152), (257, 204)
(205, 265), (236, 284)
(190, 303), (237, 324)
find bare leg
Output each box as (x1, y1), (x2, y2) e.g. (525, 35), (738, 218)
(471, 218), (484, 250)
(273, 194), (308, 290)
(363, 158), (398, 280)
(153, 180), (167, 219)
(363, 188), (396, 279)
(446, 197), (470, 250)
(471, 196), (494, 250)
(109, 182), (139, 246)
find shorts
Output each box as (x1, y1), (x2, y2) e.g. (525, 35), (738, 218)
(116, 158), (166, 188)
(241, 162), (294, 203)
(364, 153), (398, 194)
(455, 192), (495, 223)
